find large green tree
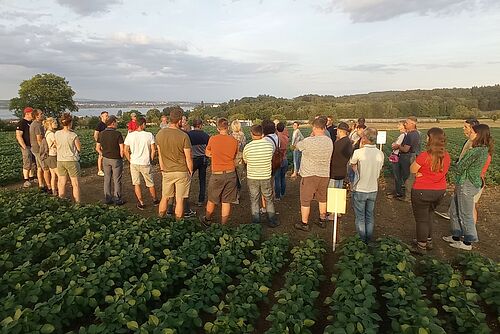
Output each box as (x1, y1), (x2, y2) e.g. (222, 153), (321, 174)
(9, 73), (78, 118)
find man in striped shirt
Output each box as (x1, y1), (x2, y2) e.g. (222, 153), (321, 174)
(243, 124), (279, 227)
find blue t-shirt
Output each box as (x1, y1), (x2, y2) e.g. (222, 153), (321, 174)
(401, 130), (421, 155)
(188, 129), (210, 158)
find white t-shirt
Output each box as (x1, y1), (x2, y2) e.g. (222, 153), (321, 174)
(124, 130), (155, 165)
(349, 144), (384, 193)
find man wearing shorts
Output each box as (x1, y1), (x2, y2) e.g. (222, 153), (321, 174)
(94, 111), (109, 176)
(29, 109), (50, 192)
(201, 118), (238, 226)
(243, 124), (278, 227)
(124, 117), (159, 210)
(295, 117), (333, 231)
(16, 107), (35, 187)
(156, 109), (193, 219)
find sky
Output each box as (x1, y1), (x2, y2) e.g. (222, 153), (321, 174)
(1, 0), (500, 102)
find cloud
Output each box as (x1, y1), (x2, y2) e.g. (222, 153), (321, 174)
(319, 0), (497, 22)
(341, 61), (475, 73)
(55, 0), (122, 15)
(0, 23), (292, 98)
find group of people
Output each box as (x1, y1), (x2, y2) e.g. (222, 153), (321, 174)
(386, 117), (493, 252)
(16, 107), (494, 252)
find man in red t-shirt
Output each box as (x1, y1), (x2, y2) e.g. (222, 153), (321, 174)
(201, 118), (238, 225)
(127, 112), (139, 132)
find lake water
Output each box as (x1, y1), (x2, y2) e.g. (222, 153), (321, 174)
(0, 106), (194, 120)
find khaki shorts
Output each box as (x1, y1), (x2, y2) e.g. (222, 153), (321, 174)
(300, 176), (329, 207)
(45, 156), (57, 169)
(33, 152), (48, 171)
(208, 171), (238, 204)
(131, 164), (154, 187)
(162, 171), (191, 199)
(57, 161), (81, 177)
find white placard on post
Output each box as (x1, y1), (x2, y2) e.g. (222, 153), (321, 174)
(327, 187), (347, 252)
(377, 131), (387, 145)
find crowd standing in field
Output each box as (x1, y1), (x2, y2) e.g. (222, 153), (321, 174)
(15, 107), (495, 252)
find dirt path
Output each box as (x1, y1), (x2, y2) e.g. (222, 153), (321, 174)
(10, 161), (500, 262)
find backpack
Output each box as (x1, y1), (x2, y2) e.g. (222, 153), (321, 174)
(268, 135), (284, 173)
(39, 137), (49, 161)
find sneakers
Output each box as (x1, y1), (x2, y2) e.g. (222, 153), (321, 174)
(315, 218), (327, 229)
(97, 171), (105, 177)
(259, 207), (267, 215)
(184, 209), (197, 218)
(200, 216), (212, 228)
(412, 238), (433, 250)
(449, 241), (472, 251)
(267, 220), (280, 228)
(434, 211), (450, 220)
(396, 196), (411, 203)
(114, 200), (126, 206)
(294, 222), (310, 231)
(137, 203), (145, 210)
(442, 235), (459, 243)
(152, 199), (160, 206)
(23, 180), (31, 188)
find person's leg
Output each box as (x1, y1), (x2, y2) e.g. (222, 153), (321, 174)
(404, 154), (417, 199)
(261, 178), (277, 225)
(247, 179), (261, 223)
(112, 159), (123, 203)
(159, 172), (174, 217)
(176, 172), (191, 220)
(300, 206), (311, 224)
(198, 160), (207, 203)
(50, 168), (58, 194)
(364, 192), (377, 242)
(274, 171), (281, 200)
(280, 160), (287, 197)
(102, 158), (113, 203)
(448, 189), (463, 240)
(299, 177), (314, 225)
(205, 201), (216, 220)
(134, 185), (144, 205)
(58, 175), (67, 199)
(352, 191), (367, 242)
(69, 176), (81, 203)
(97, 154), (103, 173)
(399, 155), (411, 197)
(411, 189), (430, 246)
(292, 151), (299, 176)
(43, 169), (51, 191)
(457, 181), (480, 244)
(221, 203), (231, 224)
(130, 164), (143, 204)
(392, 162), (402, 196)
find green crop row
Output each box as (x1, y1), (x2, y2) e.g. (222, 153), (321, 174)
(324, 236), (381, 334)
(374, 238), (445, 334)
(265, 238), (326, 334)
(205, 234), (290, 333)
(458, 252), (500, 322)
(89, 225), (227, 333)
(1, 218), (196, 334)
(421, 258), (490, 333)
(137, 224), (262, 333)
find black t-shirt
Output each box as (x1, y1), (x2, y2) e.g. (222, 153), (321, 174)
(188, 129), (210, 158)
(16, 119), (32, 147)
(98, 128), (124, 159)
(95, 121), (106, 132)
(327, 125), (337, 143)
(330, 136), (353, 179)
(401, 130), (421, 154)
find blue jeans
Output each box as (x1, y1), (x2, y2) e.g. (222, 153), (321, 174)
(247, 178), (276, 224)
(449, 180), (480, 243)
(330, 179), (344, 188)
(391, 161), (404, 196)
(274, 158), (288, 199)
(352, 191), (377, 243)
(293, 150), (302, 174)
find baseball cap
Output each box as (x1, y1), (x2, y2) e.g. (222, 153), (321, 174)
(23, 107), (33, 114)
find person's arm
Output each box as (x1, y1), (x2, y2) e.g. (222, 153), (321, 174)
(119, 143), (124, 158)
(93, 130), (99, 142)
(242, 146), (248, 164)
(295, 139), (305, 152)
(16, 130), (26, 149)
(184, 148), (193, 175)
(410, 161), (421, 174)
(157, 145), (166, 172)
(150, 143), (156, 162)
(124, 145), (130, 161)
(36, 134), (43, 146)
(457, 148), (485, 172)
(95, 142), (102, 155)
(349, 151), (359, 171)
(75, 136), (82, 153)
(205, 138), (213, 157)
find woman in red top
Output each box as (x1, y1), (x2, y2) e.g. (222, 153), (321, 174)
(410, 127), (451, 252)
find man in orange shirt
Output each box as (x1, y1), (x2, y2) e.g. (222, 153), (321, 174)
(201, 118), (238, 225)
